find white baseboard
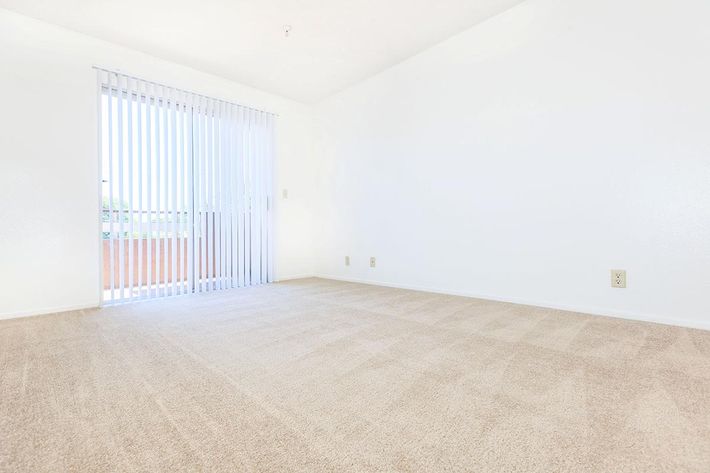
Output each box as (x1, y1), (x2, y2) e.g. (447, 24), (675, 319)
(314, 274), (710, 332)
(0, 302), (99, 321)
(275, 273), (316, 282)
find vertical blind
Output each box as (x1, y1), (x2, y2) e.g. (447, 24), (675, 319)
(97, 68), (274, 304)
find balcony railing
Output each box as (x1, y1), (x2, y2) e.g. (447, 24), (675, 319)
(102, 208), (240, 292)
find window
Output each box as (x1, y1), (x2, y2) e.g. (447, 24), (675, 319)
(98, 69), (274, 304)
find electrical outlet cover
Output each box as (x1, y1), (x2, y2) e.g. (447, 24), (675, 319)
(611, 269), (626, 288)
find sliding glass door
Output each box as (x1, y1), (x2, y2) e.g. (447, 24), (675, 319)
(98, 69), (274, 304)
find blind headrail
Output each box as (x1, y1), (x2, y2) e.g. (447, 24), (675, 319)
(93, 65), (278, 117)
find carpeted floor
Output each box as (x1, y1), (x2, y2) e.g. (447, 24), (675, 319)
(1, 278), (709, 472)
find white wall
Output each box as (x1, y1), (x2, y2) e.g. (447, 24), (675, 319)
(0, 8), (316, 318)
(314, 0), (710, 329)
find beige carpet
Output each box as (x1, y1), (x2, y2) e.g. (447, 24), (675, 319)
(1, 278), (709, 472)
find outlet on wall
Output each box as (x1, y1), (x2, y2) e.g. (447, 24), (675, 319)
(370, 257), (376, 268)
(345, 256), (350, 266)
(611, 269), (626, 288)
(282, 189), (288, 199)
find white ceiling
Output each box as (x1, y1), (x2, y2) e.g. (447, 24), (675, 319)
(0, 0), (526, 103)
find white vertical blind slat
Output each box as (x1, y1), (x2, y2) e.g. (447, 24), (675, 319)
(199, 96), (207, 294)
(252, 111), (259, 285)
(252, 111), (262, 285)
(220, 102), (228, 290)
(170, 87), (178, 297)
(259, 113), (268, 284)
(145, 81), (154, 298)
(215, 101), (223, 291)
(221, 103), (229, 290)
(161, 85), (169, 297)
(185, 95), (196, 292)
(244, 110), (252, 286)
(106, 72), (116, 301)
(194, 95), (202, 293)
(236, 107), (245, 288)
(175, 93), (187, 294)
(206, 98), (214, 291)
(194, 95), (201, 293)
(184, 91), (191, 295)
(155, 83), (163, 296)
(126, 76), (135, 301)
(224, 105), (234, 288)
(232, 104), (240, 288)
(136, 79), (144, 297)
(116, 74), (126, 300)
